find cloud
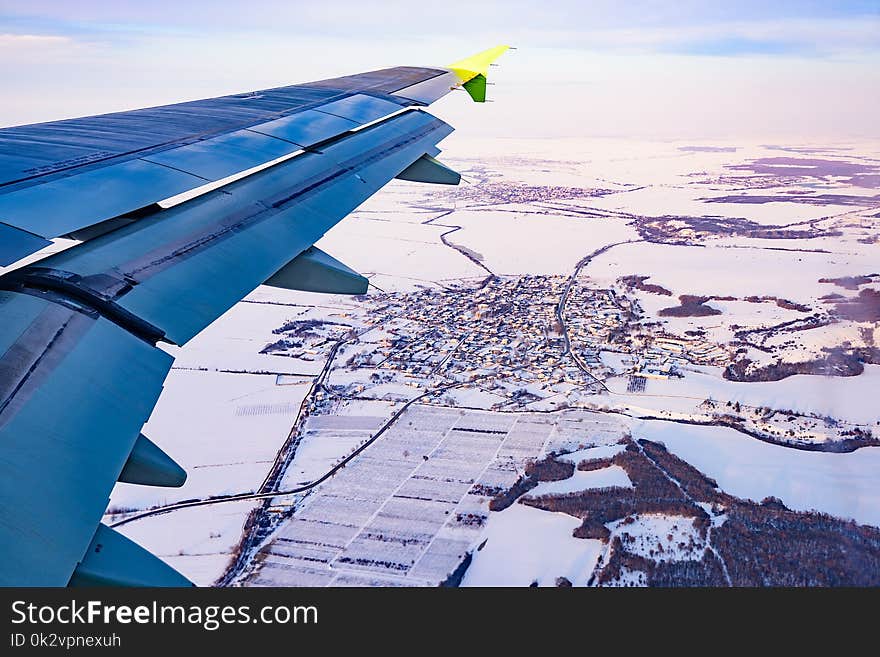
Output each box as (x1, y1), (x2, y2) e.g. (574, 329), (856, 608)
(2, 1), (879, 57)
(0, 33), (72, 47)
(549, 16), (880, 58)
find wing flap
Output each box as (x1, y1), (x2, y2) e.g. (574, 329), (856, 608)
(0, 290), (173, 586)
(264, 246), (368, 295)
(119, 433), (187, 488)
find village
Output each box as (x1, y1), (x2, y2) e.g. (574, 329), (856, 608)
(254, 271), (874, 453)
(264, 274), (731, 402)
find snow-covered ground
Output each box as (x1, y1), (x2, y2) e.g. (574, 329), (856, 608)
(633, 419), (880, 527)
(608, 514), (707, 563)
(278, 404), (394, 487)
(604, 364), (880, 427)
(245, 408), (556, 587)
(441, 210), (639, 276)
(557, 443), (628, 464)
(461, 504), (604, 587)
(109, 370), (308, 511)
(529, 465), (631, 496)
(587, 241), (877, 305)
(106, 296), (325, 584)
(119, 500), (258, 587)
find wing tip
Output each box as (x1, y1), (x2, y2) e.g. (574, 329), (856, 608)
(448, 45), (511, 81)
(447, 45), (511, 103)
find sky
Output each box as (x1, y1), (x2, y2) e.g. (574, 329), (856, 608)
(0, 1), (878, 141)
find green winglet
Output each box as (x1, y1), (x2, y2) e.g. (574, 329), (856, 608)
(463, 74), (487, 103)
(448, 45), (509, 103)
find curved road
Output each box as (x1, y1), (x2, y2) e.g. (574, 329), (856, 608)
(555, 239), (639, 392)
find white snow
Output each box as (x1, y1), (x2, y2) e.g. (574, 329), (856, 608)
(676, 365), (880, 426)
(609, 514), (707, 562)
(109, 370), (309, 510)
(557, 443), (627, 464)
(117, 499), (258, 586)
(586, 183), (848, 225)
(530, 465), (631, 496)
(607, 364), (880, 427)
(443, 209), (639, 276)
(315, 207), (484, 291)
(586, 240), (879, 304)
(461, 504), (603, 587)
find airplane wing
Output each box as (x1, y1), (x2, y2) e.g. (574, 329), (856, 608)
(0, 46), (509, 586)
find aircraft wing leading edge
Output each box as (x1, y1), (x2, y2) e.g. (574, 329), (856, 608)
(0, 46), (508, 586)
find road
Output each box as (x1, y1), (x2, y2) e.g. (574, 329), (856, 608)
(555, 239), (638, 392)
(110, 379), (480, 528)
(112, 325), (369, 530)
(256, 329), (358, 495)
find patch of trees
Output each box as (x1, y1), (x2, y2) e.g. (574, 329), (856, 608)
(577, 457), (614, 472)
(521, 444), (709, 528)
(639, 439), (719, 504)
(713, 498), (880, 586)
(272, 319), (347, 336)
(659, 295), (722, 317)
(455, 512), (486, 527)
(833, 289), (880, 322)
(488, 456), (574, 511)
(573, 519), (611, 541)
(260, 338), (303, 353)
(598, 538), (728, 587)
(632, 213), (841, 243)
(440, 552), (472, 587)
(724, 347), (866, 382)
(470, 483), (503, 498)
(511, 438), (880, 586)
(525, 456), (575, 481)
(618, 275), (673, 296)
(818, 274), (876, 291)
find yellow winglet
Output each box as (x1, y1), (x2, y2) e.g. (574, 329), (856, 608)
(449, 45), (510, 82)
(448, 45), (510, 103)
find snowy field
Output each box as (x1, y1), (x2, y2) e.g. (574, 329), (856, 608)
(586, 241), (877, 304)
(441, 210), (639, 275)
(119, 500), (258, 587)
(244, 408), (558, 586)
(461, 505), (604, 587)
(633, 419), (880, 527)
(529, 465), (631, 496)
(605, 364), (880, 427)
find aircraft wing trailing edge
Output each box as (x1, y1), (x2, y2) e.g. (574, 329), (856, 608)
(0, 45), (508, 586)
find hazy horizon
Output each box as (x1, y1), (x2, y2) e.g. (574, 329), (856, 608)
(1, 1), (878, 141)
